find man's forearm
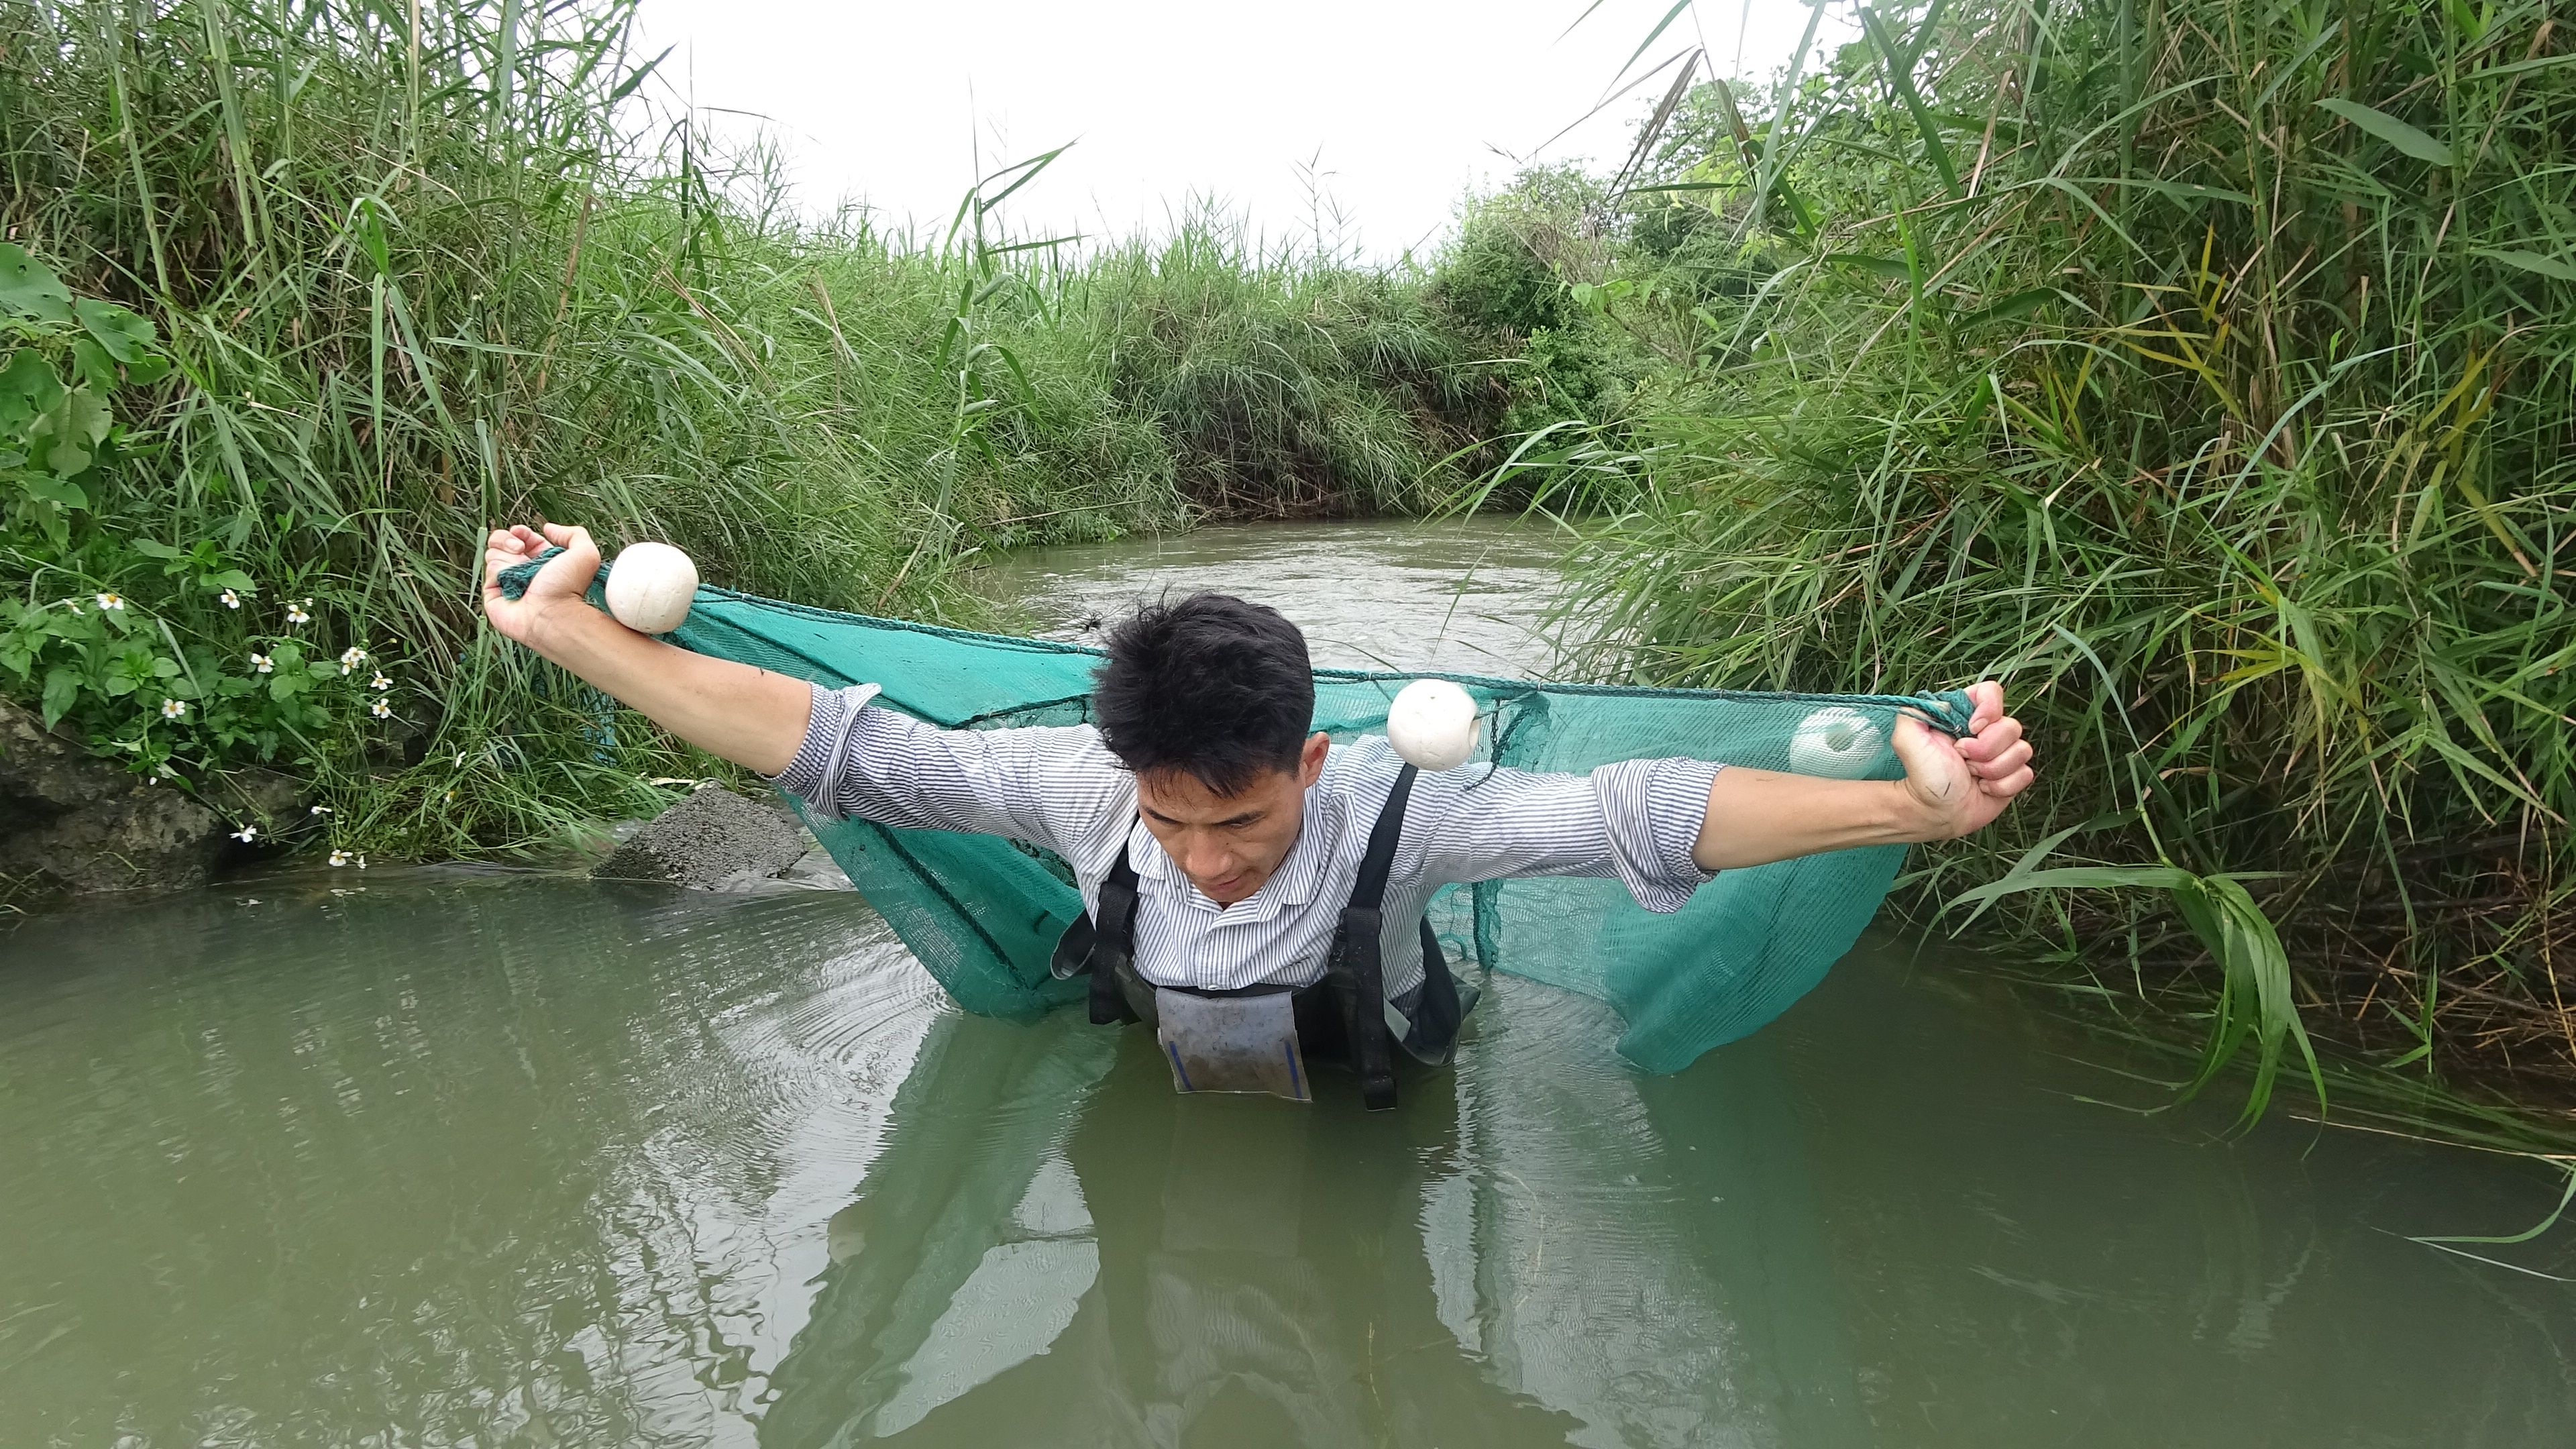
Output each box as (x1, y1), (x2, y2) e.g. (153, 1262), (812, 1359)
(523, 600), (812, 775)
(1689, 767), (1942, 872)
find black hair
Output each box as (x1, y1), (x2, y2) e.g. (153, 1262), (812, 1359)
(1093, 592), (1314, 795)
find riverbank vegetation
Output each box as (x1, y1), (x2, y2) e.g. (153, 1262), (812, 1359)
(1483, 0), (2576, 1117)
(8, 0), (2575, 1128)
(0, 0), (1517, 863)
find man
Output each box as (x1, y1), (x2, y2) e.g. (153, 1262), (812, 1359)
(481, 522), (2036, 1101)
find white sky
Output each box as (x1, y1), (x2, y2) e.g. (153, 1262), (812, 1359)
(633, 1), (1858, 260)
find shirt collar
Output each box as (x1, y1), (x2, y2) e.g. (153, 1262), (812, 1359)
(1130, 782), (1338, 919)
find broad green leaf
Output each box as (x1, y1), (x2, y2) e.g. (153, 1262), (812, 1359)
(0, 347), (64, 417)
(1824, 252), (1912, 280)
(1945, 863), (2192, 909)
(74, 298), (158, 364)
(1959, 288), (2060, 328)
(0, 243), (72, 322)
(21, 474), (88, 509)
(2316, 99), (2454, 165)
(131, 538), (186, 559)
(68, 337), (117, 392)
(2475, 247), (2576, 282)
(41, 665), (78, 725)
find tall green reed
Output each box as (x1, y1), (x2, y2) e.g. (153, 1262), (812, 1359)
(1523, 0), (2576, 1104)
(0, 0), (1503, 860)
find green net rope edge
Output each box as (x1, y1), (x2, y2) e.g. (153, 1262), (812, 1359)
(492, 550), (1981, 735)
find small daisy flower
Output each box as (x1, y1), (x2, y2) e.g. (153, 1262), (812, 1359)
(443, 790), (456, 804)
(370, 672), (391, 691)
(311, 804), (333, 816)
(356, 855), (368, 870)
(160, 698), (188, 720)
(369, 698), (392, 719)
(95, 592), (124, 611)
(286, 602), (311, 625)
(220, 589), (241, 609)
(329, 849), (350, 867)
(250, 652), (274, 674)
(338, 646), (366, 676)
(231, 824), (259, 843)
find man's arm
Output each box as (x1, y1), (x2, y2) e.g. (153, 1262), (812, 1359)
(481, 523), (810, 775)
(1690, 680), (2035, 871)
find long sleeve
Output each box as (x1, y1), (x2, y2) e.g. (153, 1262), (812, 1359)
(765, 682), (1132, 861)
(1409, 755), (1723, 912)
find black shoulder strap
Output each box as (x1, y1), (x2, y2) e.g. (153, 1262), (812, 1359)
(1051, 841), (1142, 1025)
(1350, 763), (1419, 911)
(1334, 763), (1419, 1111)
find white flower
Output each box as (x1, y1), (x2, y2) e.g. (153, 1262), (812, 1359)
(337, 647), (366, 676)
(95, 592), (124, 611)
(160, 698), (187, 720)
(370, 672), (391, 691)
(220, 589), (241, 609)
(443, 790), (455, 804)
(369, 698), (392, 719)
(250, 652), (274, 674)
(62, 598), (83, 615)
(232, 824), (259, 843)
(329, 849), (350, 867)
(310, 804), (332, 816)
(356, 854), (368, 869)
(286, 603), (311, 625)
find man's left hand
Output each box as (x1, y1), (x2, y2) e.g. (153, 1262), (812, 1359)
(1890, 680), (2035, 840)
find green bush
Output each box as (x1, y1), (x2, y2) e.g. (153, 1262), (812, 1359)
(1, 244), (390, 820)
(1538, 0), (2576, 1090)
(0, 0), (1526, 859)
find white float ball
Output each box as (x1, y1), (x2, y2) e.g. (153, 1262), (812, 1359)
(603, 541), (698, 635)
(1786, 706), (1882, 778)
(1386, 678), (1479, 771)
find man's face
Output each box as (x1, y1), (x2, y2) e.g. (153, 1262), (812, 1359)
(1135, 733), (1330, 906)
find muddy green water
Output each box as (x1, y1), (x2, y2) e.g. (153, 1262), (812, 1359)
(5, 521), (2573, 1448)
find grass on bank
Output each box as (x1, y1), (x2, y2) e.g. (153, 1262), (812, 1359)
(0, 0), (1521, 865)
(1482, 0), (2575, 1114)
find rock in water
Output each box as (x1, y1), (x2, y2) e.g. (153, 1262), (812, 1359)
(0, 698), (225, 892)
(592, 786), (811, 890)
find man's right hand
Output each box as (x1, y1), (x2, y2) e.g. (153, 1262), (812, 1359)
(472, 519), (811, 775)
(482, 522), (600, 647)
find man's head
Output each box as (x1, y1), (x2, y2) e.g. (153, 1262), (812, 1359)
(1093, 593), (1326, 906)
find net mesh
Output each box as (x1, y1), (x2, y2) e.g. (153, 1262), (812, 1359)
(502, 560), (1972, 1072)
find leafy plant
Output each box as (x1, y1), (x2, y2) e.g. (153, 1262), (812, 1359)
(0, 244), (390, 812)
(1504, 0), (2576, 1102)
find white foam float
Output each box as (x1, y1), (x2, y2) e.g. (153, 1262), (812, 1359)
(1786, 706), (1882, 778)
(604, 541), (699, 635)
(1386, 678), (1479, 771)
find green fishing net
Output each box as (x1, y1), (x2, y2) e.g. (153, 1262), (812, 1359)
(498, 557), (1972, 1072)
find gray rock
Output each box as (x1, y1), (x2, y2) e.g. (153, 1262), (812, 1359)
(592, 786), (812, 890)
(0, 698), (225, 892)
(778, 843), (855, 892)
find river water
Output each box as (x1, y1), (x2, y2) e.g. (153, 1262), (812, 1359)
(3, 521), (2571, 1447)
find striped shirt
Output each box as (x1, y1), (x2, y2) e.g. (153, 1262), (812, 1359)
(770, 683), (1723, 998)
